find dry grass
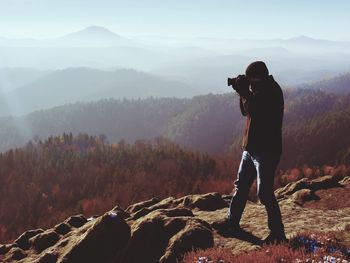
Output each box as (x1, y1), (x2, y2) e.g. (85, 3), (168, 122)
(182, 228), (350, 263)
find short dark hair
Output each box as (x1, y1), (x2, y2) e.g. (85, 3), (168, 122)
(245, 61), (269, 80)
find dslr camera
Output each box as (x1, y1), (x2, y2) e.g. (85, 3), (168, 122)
(227, 75), (251, 95)
(227, 75), (249, 90)
(227, 77), (238, 88)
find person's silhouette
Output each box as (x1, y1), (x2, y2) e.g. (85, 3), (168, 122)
(227, 61), (287, 244)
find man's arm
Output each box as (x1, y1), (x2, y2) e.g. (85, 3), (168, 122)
(235, 75), (253, 116)
(239, 97), (249, 116)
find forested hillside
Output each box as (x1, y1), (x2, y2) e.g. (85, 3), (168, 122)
(300, 72), (350, 94)
(1, 77), (350, 243)
(1, 88), (350, 168)
(280, 89), (350, 167)
(0, 134), (235, 243)
(1, 133), (349, 244)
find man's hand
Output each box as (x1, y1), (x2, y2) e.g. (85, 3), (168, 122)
(234, 75), (250, 97)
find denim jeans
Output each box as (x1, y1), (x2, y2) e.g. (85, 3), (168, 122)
(228, 151), (285, 234)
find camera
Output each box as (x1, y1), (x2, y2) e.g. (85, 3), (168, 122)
(227, 77), (238, 88)
(228, 75), (251, 94)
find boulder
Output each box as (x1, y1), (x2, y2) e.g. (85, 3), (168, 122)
(4, 247), (26, 261)
(37, 252), (58, 263)
(339, 176), (350, 185)
(308, 175), (340, 191)
(131, 207), (152, 220)
(111, 205), (131, 219)
(290, 189), (319, 206)
(0, 244), (14, 255)
(122, 215), (173, 262)
(132, 207), (194, 221)
(121, 208), (212, 263)
(148, 197), (181, 210)
(14, 229), (44, 250)
(159, 219), (213, 263)
(53, 222), (71, 236)
(61, 211), (130, 263)
(126, 197), (160, 213)
(65, 214), (87, 228)
(129, 193), (226, 220)
(275, 176), (341, 201)
(182, 192), (228, 211)
(160, 208), (194, 217)
(31, 230), (60, 253)
(275, 178), (309, 200)
(129, 197), (181, 220)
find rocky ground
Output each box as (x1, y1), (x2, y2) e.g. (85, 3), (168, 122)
(1, 175), (349, 263)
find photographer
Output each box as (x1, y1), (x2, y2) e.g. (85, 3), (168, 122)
(226, 61), (287, 244)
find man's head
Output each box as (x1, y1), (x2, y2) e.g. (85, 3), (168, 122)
(245, 61), (269, 92)
(245, 61), (269, 82)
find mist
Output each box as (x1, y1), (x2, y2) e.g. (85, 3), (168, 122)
(1, 25), (350, 117)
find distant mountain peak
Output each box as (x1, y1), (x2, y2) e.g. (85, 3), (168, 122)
(79, 26), (117, 35)
(293, 35), (314, 40)
(63, 26), (124, 40)
(286, 35), (340, 44)
(287, 35), (317, 42)
(59, 26), (134, 47)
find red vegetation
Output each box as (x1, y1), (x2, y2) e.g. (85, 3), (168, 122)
(0, 133), (235, 243)
(183, 228), (350, 263)
(183, 246), (306, 263)
(0, 132), (349, 244)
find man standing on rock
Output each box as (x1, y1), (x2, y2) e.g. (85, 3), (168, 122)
(226, 61), (287, 244)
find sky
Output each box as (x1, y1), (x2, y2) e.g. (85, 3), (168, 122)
(0, 0), (350, 40)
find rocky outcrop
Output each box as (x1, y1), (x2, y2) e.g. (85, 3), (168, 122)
(290, 189), (319, 205)
(275, 175), (343, 205)
(32, 230), (60, 253)
(0, 193), (223, 263)
(126, 197), (160, 213)
(61, 212), (130, 263)
(14, 229), (44, 250)
(1, 176), (349, 263)
(122, 208), (213, 263)
(339, 176), (350, 185)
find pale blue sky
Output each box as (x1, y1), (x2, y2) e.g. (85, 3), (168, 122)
(0, 0), (349, 40)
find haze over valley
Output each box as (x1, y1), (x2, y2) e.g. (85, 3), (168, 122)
(0, 25), (350, 158)
(1, 26), (350, 118)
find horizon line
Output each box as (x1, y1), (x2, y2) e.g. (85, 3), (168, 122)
(1, 25), (349, 43)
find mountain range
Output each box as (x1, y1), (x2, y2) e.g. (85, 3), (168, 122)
(0, 85), (349, 169)
(3, 27), (350, 52)
(0, 67), (192, 116)
(0, 65), (349, 118)
(1, 26), (350, 90)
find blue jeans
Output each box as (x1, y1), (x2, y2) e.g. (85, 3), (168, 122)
(228, 151), (285, 234)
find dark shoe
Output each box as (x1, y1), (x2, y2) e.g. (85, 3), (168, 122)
(263, 231), (289, 245)
(212, 219), (244, 236)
